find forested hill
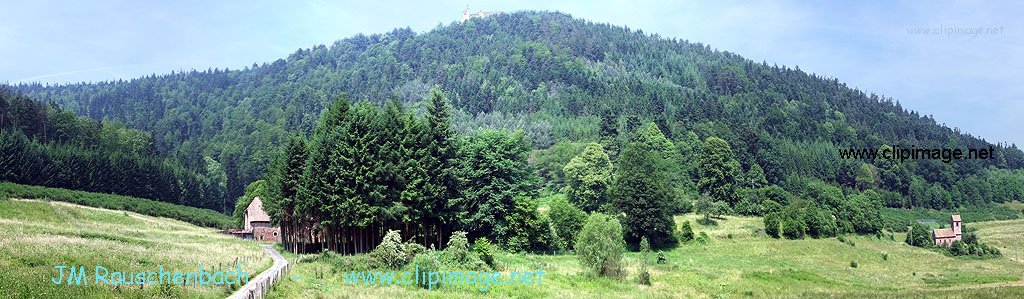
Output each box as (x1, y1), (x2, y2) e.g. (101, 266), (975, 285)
(11, 11), (1024, 210)
(0, 87), (222, 210)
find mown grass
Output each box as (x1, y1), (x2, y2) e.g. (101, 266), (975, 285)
(0, 199), (271, 298)
(0, 182), (233, 228)
(268, 214), (1024, 298)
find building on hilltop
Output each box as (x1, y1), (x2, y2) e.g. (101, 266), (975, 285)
(225, 197), (280, 242)
(932, 214), (961, 246)
(461, 6), (497, 22)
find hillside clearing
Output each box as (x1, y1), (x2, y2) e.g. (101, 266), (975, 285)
(0, 199), (270, 298)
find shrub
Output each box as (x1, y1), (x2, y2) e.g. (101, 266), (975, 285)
(504, 196), (554, 252)
(805, 205), (837, 238)
(548, 196), (587, 251)
(370, 230), (408, 269)
(764, 213), (781, 238)
(575, 213), (625, 278)
(669, 192), (694, 214)
(850, 260), (858, 268)
(656, 251), (667, 264)
(905, 222), (932, 247)
(678, 220), (695, 242)
(443, 231), (473, 267)
(412, 249), (443, 289)
(781, 217), (806, 240)
(473, 238), (496, 269)
(637, 268), (651, 285)
(695, 232), (712, 245)
(882, 252), (889, 261)
(760, 199), (783, 215)
(404, 242), (426, 262)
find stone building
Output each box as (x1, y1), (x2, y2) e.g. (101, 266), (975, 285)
(932, 214), (962, 246)
(227, 197), (280, 242)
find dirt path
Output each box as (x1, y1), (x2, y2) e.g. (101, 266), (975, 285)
(227, 244), (289, 299)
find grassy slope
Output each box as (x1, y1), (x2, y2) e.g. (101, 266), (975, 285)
(0, 199), (271, 298)
(270, 214), (1024, 298)
(0, 182), (233, 229)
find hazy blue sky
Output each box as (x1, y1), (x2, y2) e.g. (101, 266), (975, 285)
(1, 0), (1020, 146)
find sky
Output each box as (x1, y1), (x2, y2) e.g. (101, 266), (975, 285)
(1, 0), (1021, 146)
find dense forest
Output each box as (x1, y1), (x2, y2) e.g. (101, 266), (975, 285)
(0, 87), (229, 211)
(8, 11), (1024, 219)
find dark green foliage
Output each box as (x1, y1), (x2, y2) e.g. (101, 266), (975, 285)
(0, 88), (215, 210)
(850, 260), (858, 268)
(905, 222), (933, 247)
(804, 203), (838, 238)
(454, 129), (539, 246)
(697, 137), (740, 206)
(764, 213), (782, 238)
(0, 182), (231, 228)
(548, 195), (587, 251)
(612, 133), (677, 249)
(502, 196), (553, 252)
(781, 207), (807, 240)
(575, 213), (625, 278)
(563, 142), (613, 212)
(678, 220), (695, 242)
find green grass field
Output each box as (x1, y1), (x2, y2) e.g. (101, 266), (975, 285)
(269, 214), (1024, 298)
(0, 198), (271, 298)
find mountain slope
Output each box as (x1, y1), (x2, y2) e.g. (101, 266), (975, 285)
(11, 11), (1024, 207)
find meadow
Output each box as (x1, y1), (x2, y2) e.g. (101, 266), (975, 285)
(269, 214), (1024, 298)
(0, 198), (270, 298)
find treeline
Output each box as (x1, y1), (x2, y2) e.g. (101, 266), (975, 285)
(14, 11), (1024, 211)
(261, 89), (773, 254)
(0, 88), (229, 211)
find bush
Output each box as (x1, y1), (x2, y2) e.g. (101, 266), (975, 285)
(412, 249), (443, 289)
(905, 222), (932, 247)
(473, 238), (496, 269)
(369, 230), (408, 269)
(548, 196), (587, 251)
(782, 216), (806, 240)
(575, 213), (625, 278)
(443, 231), (473, 267)
(882, 252), (889, 261)
(504, 196), (554, 252)
(805, 205), (837, 238)
(656, 251), (667, 264)
(695, 232), (712, 245)
(850, 260), (858, 268)
(678, 220), (695, 242)
(637, 268), (651, 285)
(405, 242), (426, 262)
(760, 199), (783, 215)
(669, 192), (694, 214)
(764, 213), (781, 238)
